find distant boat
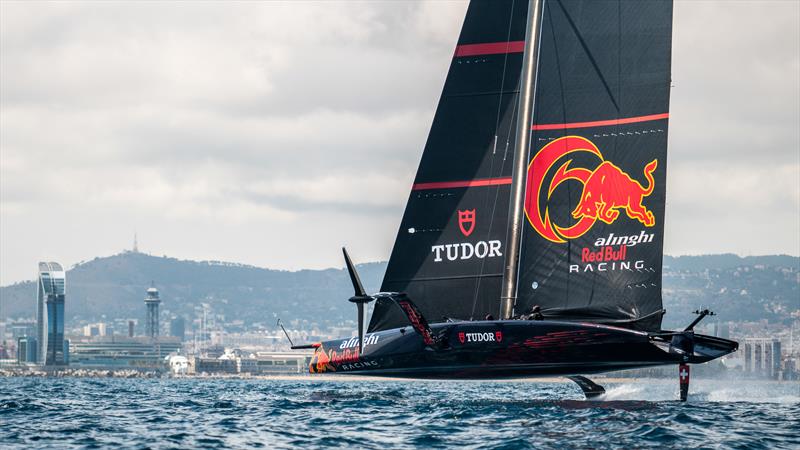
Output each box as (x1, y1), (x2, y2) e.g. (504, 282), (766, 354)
(293, 0), (737, 401)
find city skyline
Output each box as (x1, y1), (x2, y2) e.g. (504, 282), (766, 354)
(1, 1), (799, 285)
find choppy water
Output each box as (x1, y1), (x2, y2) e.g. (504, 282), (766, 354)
(1, 376), (798, 449)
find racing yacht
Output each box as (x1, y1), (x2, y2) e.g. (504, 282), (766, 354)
(290, 0), (738, 401)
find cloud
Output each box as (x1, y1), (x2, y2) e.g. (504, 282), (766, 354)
(1, 0), (798, 285)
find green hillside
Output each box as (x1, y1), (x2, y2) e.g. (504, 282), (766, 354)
(0, 251), (385, 327)
(1, 252), (797, 329)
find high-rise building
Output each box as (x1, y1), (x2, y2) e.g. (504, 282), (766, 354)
(744, 342), (752, 373)
(17, 336), (37, 363)
(63, 339), (70, 365)
(764, 342), (773, 378)
(719, 322), (730, 340)
(144, 285), (161, 339)
(36, 262), (67, 366)
(772, 340), (782, 380)
(128, 320), (135, 338)
(170, 317), (185, 342)
(754, 342), (763, 375)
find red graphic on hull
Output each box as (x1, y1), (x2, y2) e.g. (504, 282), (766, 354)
(399, 300), (435, 345)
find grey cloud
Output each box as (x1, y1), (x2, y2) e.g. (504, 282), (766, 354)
(1, 0), (798, 285)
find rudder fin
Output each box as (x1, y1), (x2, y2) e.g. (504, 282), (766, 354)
(567, 376), (606, 399)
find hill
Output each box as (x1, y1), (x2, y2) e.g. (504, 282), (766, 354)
(1, 252), (797, 329)
(0, 251), (385, 328)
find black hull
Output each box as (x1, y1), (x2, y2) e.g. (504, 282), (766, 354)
(309, 320), (737, 379)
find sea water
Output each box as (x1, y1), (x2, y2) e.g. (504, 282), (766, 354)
(1, 377), (798, 449)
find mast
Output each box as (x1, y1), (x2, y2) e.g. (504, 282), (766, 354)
(500, 0), (544, 319)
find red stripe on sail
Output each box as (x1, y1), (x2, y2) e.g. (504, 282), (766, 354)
(412, 177), (512, 191)
(531, 113), (670, 131)
(454, 41), (525, 57)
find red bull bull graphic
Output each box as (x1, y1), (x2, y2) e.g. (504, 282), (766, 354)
(524, 136), (658, 244)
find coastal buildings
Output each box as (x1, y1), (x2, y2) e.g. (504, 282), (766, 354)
(237, 352), (311, 375)
(187, 351), (312, 375)
(69, 336), (181, 369)
(83, 323), (108, 337)
(169, 317), (185, 342)
(36, 262), (67, 366)
(743, 338), (784, 379)
(16, 336), (37, 363)
(66, 286), (179, 370)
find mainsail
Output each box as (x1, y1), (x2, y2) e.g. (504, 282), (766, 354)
(370, 0), (530, 332)
(515, 0), (672, 331)
(370, 0), (673, 333)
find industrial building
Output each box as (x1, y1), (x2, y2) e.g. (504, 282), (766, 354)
(187, 352), (312, 375)
(69, 337), (181, 370)
(238, 352), (312, 375)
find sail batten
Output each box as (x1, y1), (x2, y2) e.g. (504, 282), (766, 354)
(532, 112), (669, 131)
(455, 41), (526, 57)
(412, 177), (513, 191)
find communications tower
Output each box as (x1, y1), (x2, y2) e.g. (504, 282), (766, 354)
(144, 283), (161, 339)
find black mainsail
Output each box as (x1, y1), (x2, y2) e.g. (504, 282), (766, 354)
(372, 0), (672, 333)
(515, 0), (672, 331)
(371, 0), (530, 332)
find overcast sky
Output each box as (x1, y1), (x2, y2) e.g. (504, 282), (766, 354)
(1, 0), (798, 285)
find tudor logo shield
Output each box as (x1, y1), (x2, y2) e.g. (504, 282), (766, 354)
(458, 332), (466, 344)
(495, 331), (503, 342)
(458, 209), (476, 237)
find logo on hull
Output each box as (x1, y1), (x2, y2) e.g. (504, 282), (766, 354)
(339, 334), (380, 350)
(457, 331), (502, 344)
(525, 136), (658, 243)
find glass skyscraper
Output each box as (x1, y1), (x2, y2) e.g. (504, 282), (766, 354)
(37, 262), (67, 365)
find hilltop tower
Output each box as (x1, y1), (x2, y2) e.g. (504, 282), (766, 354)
(144, 283), (161, 339)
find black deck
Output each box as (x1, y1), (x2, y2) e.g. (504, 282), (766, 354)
(309, 319), (737, 378)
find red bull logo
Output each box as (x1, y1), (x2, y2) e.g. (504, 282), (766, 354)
(525, 136), (658, 243)
(310, 345), (366, 373)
